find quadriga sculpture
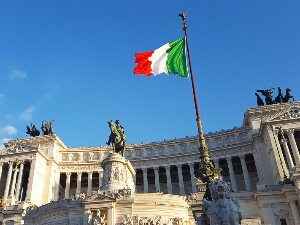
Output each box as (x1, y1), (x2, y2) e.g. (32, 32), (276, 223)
(203, 180), (240, 225)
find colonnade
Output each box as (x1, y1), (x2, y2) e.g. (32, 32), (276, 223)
(135, 153), (258, 195)
(273, 129), (300, 175)
(213, 154), (254, 192)
(0, 160), (27, 202)
(137, 163), (198, 195)
(63, 171), (103, 198)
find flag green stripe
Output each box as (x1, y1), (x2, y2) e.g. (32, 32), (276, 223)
(166, 37), (188, 77)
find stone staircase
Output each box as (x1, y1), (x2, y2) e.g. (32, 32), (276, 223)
(186, 192), (205, 224)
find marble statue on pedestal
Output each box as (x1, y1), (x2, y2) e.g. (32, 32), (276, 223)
(202, 179), (240, 225)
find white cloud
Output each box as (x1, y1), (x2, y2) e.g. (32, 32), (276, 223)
(19, 106), (35, 121)
(0, 138), (11, 150)
(10, 70), (27, 79)
(0, 126), (17, 135)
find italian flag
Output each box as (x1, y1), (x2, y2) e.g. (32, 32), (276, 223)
(134, 37), (189, 78)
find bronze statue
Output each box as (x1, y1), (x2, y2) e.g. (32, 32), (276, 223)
(255, 87), (294, 106)
(26, 123), (40, 137)
(106, 119), (126, 157)
(255, 93), (264, 106)
(274, 87), (283, 104)
(41, 120), (55, 135)
(256, 88), (275, 105)
(195, 156), (222, 201)
(283, 88), (293, 103)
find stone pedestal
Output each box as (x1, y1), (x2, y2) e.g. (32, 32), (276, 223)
(100, 152), (136, 191)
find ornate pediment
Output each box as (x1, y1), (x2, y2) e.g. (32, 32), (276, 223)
(244, 101), (300, 125)
(271, 107), (300, 121)
(0, 143), (36, 155)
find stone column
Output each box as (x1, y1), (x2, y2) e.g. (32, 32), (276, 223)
(188, 163), (197, 193)
(289, 200), (300, 225)
(226, 157), (238, 192)
(107, 207), (115, 225)
(286, 129), (300, 167)
(87, 171), (93, 196)
(25, 160), (36, 201)
(15, 161), (24, 200)
(142, 168), (148, 193)
(165, 166), (172, 194)
(267, 128), (285, 180)
(212, 158), (221, 177)
(4, 162), (14, 201)
(76, 172), (82, 194)
(273, 130), (289, 176)
(133, 174), (137, 193)
(0, 163), (3, 184)
(154, 167), (160, 192)
(98, 171), (103, 189)
(54, 171), (60, 201)
(10, 168), (19, 196)
(65, 172), (71, 199)
(239, 155), (251, 191)
(252, 152), (265, 184)
(177, 164), (185, 196)
(281, 139), (294, 170)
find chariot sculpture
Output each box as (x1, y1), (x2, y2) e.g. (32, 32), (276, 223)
(26, 123), (40, 137)
(255, 87), (294, 106)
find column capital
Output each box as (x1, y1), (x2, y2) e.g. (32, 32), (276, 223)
(226, 156), (232, 162)
(66, 171), (72, 176)
(211, 158), (219, 164)
(77, 171), (82, 176)
(272, 129), (279, 135)
(153, 167), (159, 172)
(142, 168), (148, 173)
(176, 164), (182, 169)
(17, 160), (24, 165)
(165, 165), (171, 170)
(188, 162), (194, 168)
(238, 154), (246, 160)
(280, 139), (287, 144)
(8, 161), (14, 166)
(88, 171), (93, 175)
(285, 129), (295, 135)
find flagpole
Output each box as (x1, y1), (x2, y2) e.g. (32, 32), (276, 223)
(179, 13), (209, 160)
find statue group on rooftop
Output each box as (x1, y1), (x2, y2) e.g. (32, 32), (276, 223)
(255, 87), (294, 106)
(26, 120), (55, 137)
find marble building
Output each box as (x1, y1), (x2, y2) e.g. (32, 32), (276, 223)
(0, 101), (299, 224)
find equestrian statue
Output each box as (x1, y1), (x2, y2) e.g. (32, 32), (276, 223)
(106, 119), (126, 157)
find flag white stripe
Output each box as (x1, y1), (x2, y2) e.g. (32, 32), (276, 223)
(149, 43), (170, 76)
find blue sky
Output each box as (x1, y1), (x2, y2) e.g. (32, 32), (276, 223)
(0, 1), (299, 149)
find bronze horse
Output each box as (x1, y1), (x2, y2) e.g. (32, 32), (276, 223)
(106, 120), (126, 157)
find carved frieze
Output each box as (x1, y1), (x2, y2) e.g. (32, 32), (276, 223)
(273, 108), (300, 121)
(59, 165), (102, 170)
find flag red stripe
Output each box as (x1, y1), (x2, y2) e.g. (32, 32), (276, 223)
(133, 51), (154, 77)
